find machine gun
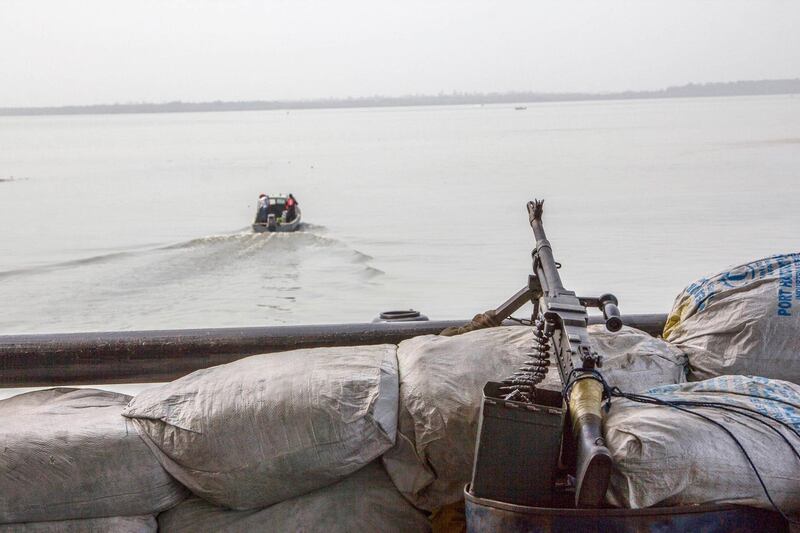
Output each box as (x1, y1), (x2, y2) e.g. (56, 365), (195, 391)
(469, 200), (622, 508)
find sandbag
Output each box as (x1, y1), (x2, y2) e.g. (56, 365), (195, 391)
(0, 515), (157, 533)
(605, 375), (800, 511)
(123, 345), (399, 509)
(0, 388), (186, 524)
(382, 325), (686, 511)
(585, 325), (688, 392)
(664, 253), (800, 382)
(157, 462), (430, 533)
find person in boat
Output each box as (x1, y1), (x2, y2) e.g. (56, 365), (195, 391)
(285, 194), (298, 222)
(256, 193), (269, 223)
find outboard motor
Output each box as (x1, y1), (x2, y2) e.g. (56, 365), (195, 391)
(267, 213), (277, 231)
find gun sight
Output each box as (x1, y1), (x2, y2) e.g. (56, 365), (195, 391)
(527, 199), (544, 224)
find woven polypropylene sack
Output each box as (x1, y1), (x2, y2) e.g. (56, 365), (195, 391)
(587, 325), (687, 393)
(0, 389), (186, 524)
(664, 253), (800, 382)
(605, 375), (800, 511)
(123, 345), (399, 509)
(0, 515), (157, 533)
(157, 462), (430, 533)
(382, 325), (686, 511)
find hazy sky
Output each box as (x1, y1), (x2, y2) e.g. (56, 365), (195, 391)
(1, 0), (798, 107)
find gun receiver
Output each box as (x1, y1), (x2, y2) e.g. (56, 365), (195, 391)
(527, 199), (613, 507)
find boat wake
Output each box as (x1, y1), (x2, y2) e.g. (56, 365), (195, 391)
(0, 249), (143, 280)
(1, 227), (375, 278)
(0, 228), (384, 332)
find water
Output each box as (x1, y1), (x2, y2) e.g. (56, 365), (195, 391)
(1, 95), (799, 334)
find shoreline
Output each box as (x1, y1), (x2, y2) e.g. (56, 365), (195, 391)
(1, 78), (798, 118)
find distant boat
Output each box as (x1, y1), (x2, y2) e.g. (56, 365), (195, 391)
(252, 194), (302, 233)
(514, 106), (527, 111)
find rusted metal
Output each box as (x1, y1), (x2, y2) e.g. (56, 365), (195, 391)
(464, 486), (789, 532)
(0, 314), (666, 387)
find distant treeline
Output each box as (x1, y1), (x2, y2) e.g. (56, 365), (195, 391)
(2, 79), (799, 117)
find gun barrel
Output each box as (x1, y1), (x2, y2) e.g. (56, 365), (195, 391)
(527, 200), (565, 294)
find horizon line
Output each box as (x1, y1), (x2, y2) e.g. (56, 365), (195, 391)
(1, 78), (798, 117)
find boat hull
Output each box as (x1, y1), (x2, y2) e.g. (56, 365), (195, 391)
(252, 208), (302, 233)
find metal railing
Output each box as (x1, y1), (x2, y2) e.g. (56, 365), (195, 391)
(0, 314), (667, 387)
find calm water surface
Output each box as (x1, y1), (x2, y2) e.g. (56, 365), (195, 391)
(1, 95), (799, 334)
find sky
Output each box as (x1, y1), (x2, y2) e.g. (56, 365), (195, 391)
(1, 0), (799, 107)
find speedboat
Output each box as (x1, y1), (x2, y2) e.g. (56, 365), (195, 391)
(252, 194), (302, 233)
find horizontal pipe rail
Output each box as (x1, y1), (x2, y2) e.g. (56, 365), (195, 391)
(0, 314), (666, 387)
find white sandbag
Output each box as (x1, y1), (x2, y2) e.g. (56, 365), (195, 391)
(0, 388), (186, 524)
(586, 325), (688, 393)
(157, 462), (430, 533)
(123, 344), (399, 510)
(606, 375), (800, 511)
(664, 253), (800, 382)
(0, 515), (157, 533)
(382, 325), (686, 511)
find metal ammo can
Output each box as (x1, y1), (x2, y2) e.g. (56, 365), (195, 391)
(470, 381), (565, 507)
